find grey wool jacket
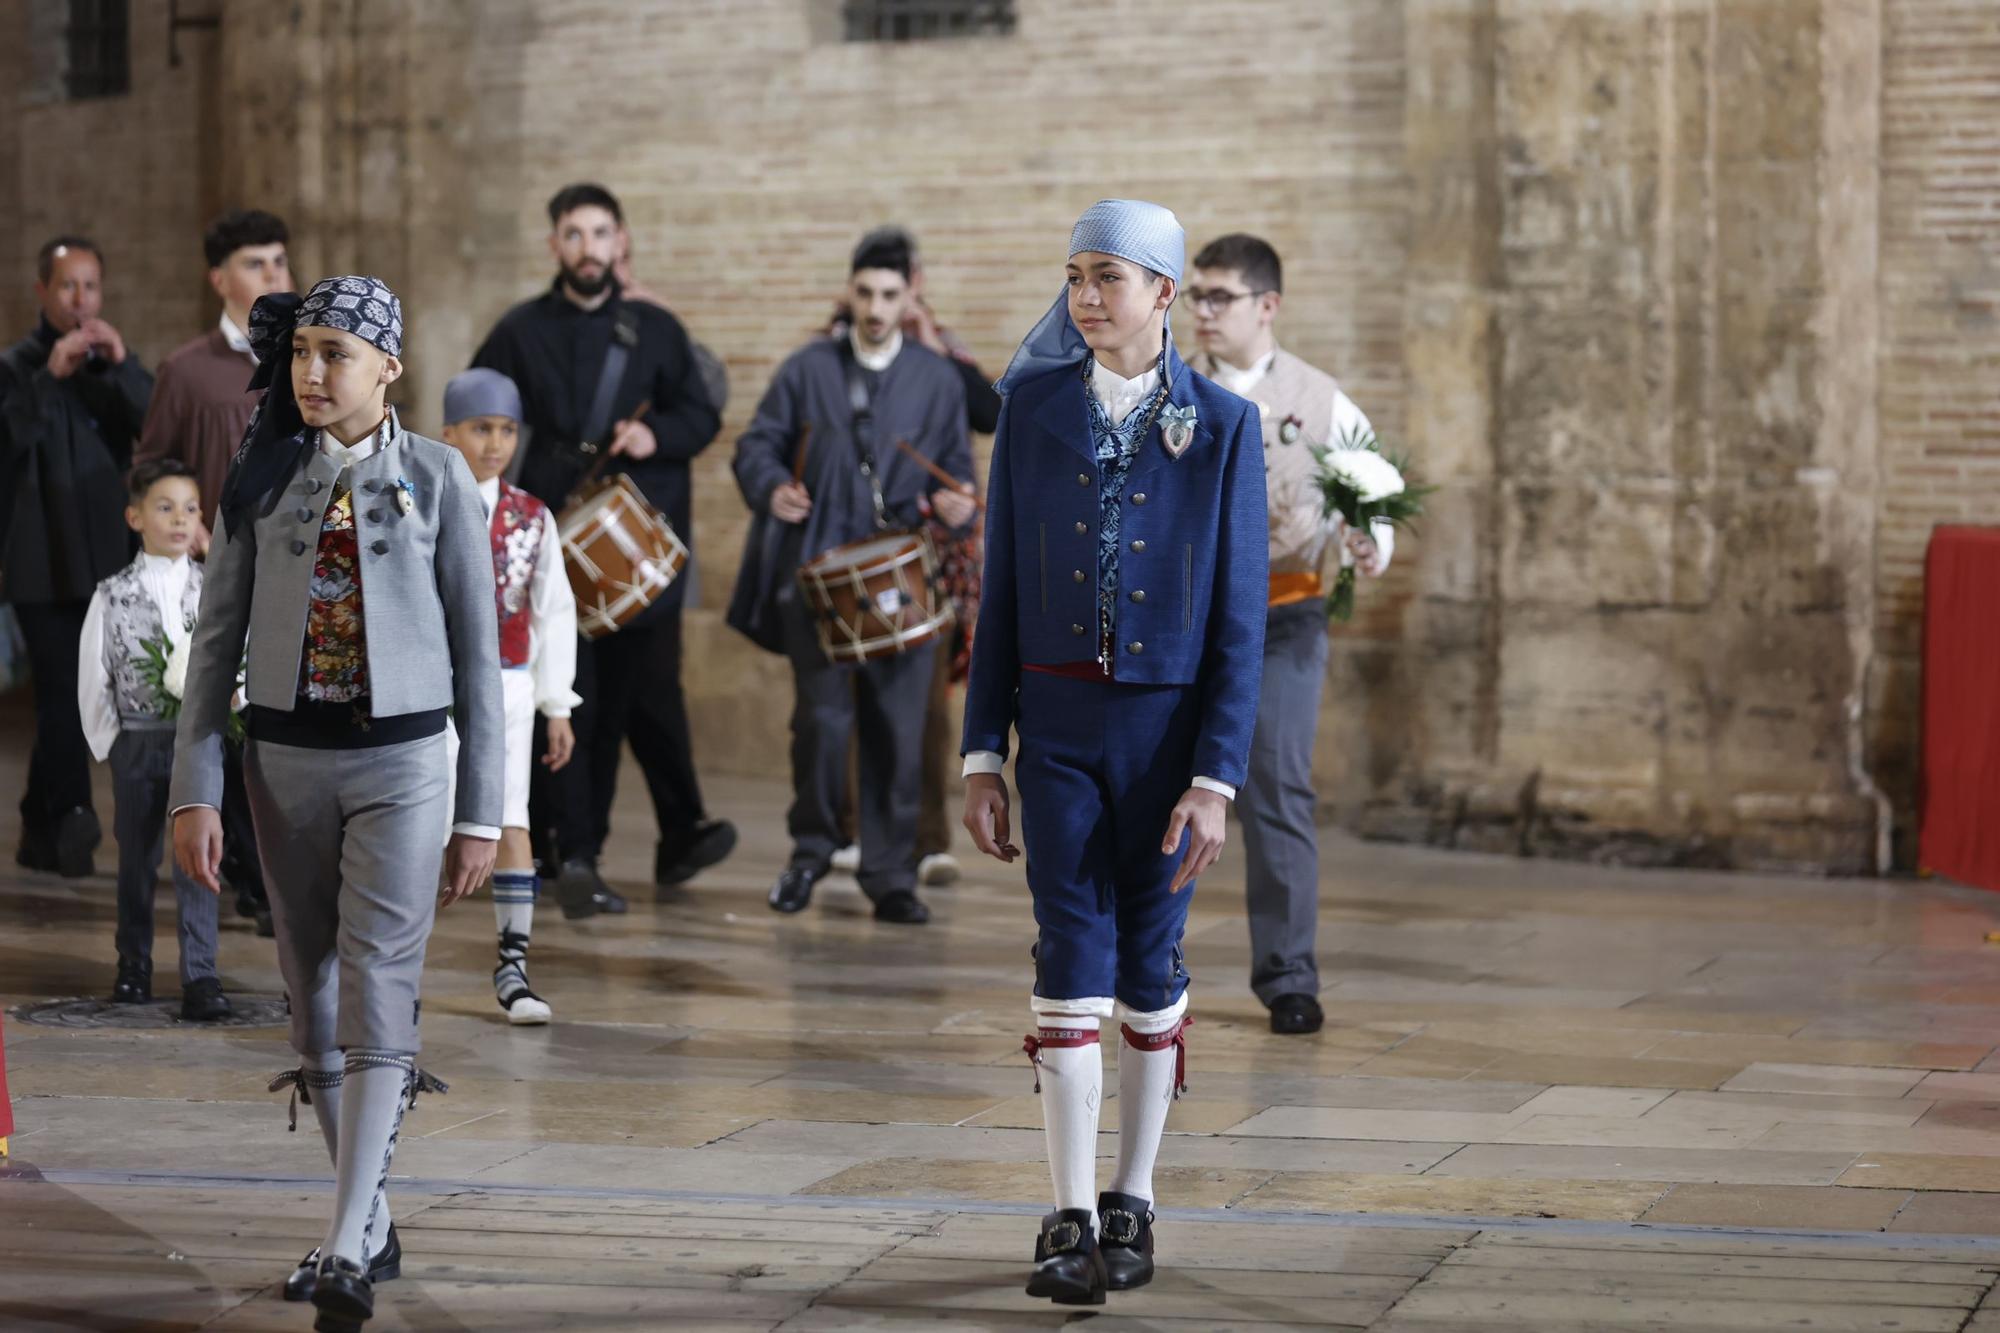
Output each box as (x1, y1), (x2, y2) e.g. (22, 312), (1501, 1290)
(169, 415), (504, 826)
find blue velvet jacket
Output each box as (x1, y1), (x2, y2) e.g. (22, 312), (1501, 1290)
(962, 342), (1268, 791)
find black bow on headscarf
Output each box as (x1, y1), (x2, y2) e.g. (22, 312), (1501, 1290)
(217, 290), (312, 539)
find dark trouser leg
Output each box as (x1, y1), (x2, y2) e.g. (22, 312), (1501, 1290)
(783, 607), (856, 874)
(219, 737), (267, 906)
(582, 627), (649, 859)
(1237, 605), (1328, 1006)
(110, 733), (162, 969)
(550, 635), (606, 863)
(15, 600), (94, 836)
(853, 647), (928, 903)
(628, 610), (706, 838)
(916, 638), (954, 858)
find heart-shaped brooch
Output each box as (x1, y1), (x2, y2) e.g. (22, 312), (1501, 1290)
(1160, 403), (1198, 460)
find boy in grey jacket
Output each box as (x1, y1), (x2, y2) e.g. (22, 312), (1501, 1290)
(169, 276), (502, 1332)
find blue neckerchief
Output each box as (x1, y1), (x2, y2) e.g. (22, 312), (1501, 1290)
(1081, 347), (1170, 660)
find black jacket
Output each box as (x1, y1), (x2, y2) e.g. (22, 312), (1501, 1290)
(0, 321), (152, 605)
(471, 281), (722, 613)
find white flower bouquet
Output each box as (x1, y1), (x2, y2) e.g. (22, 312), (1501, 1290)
(1312, 425), (1433, 622)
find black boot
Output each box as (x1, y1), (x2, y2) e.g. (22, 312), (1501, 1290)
(179, 977), (233, 1022)
(284, 1225), (401, 1302)
(111, 958), (152, 1004)
(1097, 1190), (1156, 1290)
(1024, 1208), (1107, 1306)
(308, 1253), (373, 1331)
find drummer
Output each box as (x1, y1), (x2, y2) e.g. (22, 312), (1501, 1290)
(725, 227), (977, 924)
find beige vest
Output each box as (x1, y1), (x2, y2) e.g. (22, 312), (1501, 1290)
(1198, 348), (1340, 602)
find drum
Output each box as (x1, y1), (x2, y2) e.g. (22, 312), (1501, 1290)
(797, 530), (954, 664)
(559, 474), (688, 640)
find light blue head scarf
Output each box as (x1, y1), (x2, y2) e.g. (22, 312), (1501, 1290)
(993, 198), (1186, 397)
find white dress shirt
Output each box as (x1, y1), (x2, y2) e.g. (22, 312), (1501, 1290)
(78, 552), (192, 763)
(477, 476), (583, 718)
(1207, 347), (1394, 572)
(961, 353), (1236, 802)
(220, 311), (256, 359)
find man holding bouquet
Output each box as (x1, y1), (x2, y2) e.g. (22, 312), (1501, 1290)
(1186, 233), (1393, 1036)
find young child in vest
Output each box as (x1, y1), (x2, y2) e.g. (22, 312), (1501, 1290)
(961, 201), (1267, 1304)
(1186, 232), (1392, 1037)
(169, 276), (502, 1331)
(77, 459), (229, 1021)
(440, 367), (578, 1025)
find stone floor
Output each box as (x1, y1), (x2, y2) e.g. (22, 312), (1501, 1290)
(9, 721), (2000, 1329)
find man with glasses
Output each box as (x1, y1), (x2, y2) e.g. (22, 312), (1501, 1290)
(1185, 233), (1391, 1037)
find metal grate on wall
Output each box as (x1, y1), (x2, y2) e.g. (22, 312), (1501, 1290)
(65, 0), (130, 98)
(843, 0), (1016, 42)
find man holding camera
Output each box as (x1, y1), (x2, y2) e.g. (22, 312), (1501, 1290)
(1, 236), (153, 877)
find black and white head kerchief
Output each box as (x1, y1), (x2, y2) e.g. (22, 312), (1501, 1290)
(294, 274), (403, 359)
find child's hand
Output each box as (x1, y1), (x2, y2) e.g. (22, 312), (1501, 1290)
(441, 832), (497, 907)
(962, 772), (1018, 863)
(1164, 787), (1228, 893)
(543, 716), (575, 772)
(173, 807), (225, 894)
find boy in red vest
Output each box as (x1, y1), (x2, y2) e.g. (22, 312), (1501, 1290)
(442, 369), (579, 1024)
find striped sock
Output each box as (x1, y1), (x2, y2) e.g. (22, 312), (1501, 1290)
(493, 871), (538, 996)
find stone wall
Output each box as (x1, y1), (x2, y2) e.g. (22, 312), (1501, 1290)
(4, 0), (1995, 872)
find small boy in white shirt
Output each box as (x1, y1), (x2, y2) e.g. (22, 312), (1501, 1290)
(78, 459), (228, 1020)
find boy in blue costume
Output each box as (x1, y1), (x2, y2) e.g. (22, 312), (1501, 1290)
(961, 200), (1267, 1305)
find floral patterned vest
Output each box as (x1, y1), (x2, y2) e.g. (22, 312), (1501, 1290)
(491, 481), (551, 669)
(100, 554), (204, 721)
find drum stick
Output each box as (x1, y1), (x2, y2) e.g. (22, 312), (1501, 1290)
(575, 399), (653, 495)
(894, 438), (984, 512)
(791, 423), (813, 485)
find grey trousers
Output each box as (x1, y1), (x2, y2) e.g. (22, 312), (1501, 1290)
(111, 726), (219, 985)
(244, 733), (450, 1055)
(782, 597), (928, 901)
(1237, 602), (1329, 1005)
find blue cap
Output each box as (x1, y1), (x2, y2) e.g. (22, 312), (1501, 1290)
(443, 367), (524, 425)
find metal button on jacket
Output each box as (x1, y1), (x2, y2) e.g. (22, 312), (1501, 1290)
(1130, 539), (1146, 553)
(1071, 623), (1087, 636)
(1130, 590), (1146, 603)
(1076, 473), (1091, 487)
(290, 539), (308, 556)
(296, 506), (314, 523)
(1132, 492), (1148, 505)
(1072, 569), (1085, 583)
(1126, 641), (1144, 655)
(1074, 521), (1087, 535)
(370, 539), (389, 555)
(304, 478), (323, 494)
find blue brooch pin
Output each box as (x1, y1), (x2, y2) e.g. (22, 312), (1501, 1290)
(1160, 403), (1198, 460)
(393, 477), (416, 517)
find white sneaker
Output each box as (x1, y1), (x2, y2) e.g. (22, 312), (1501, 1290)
(830, 844), (860, 874)
(918, 853), (962, 886)
(504, 992), (552, 1026)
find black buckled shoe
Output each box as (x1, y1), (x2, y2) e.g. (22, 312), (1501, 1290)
(871, 890), (931, 925)
(1097, 1190), (1156, 1290)
(655, 818), (739, 886)
(283, 1225), (401, 1303)
(179, 977), (232, 1023)
(55, 806), (101, 879)
(308, 1253), (373, 1331)
(1024, 1208), (1107, 1305)
(111, 958), (152, 1005)
(1268, 992), (1325, 1035)
(556, 859), (626, 919)
(768, 865), (818, 914)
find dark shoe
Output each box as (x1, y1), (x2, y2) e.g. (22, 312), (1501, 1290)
(111, 958), (152, 1005)
(1097, 1190), (1156, 1290)
(655, 818), (738, 886)
(1268, 992), (1325, 1036)
(255, 908), (276, 938)
(768, 865), (817, 914)
(54, 806), (100, 879)
(872, 890), (931, 925)
(179, 977), (232, 1023)
(1024, 1208), (1106, 1306)
(15, 826), (57, 873)
(283, 1225), (401, 1302)
(555, 859), (625, 920)
(309, 1253), (373, 1330)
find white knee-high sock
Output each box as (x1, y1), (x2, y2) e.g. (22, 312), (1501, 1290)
(492, 871), (538, 998)
(1108, 997), (1191, 1206)
(322, 1054), (412, 1265)
(1028, 1013), (1102, 1217)
(294, 1051), (392, 1246)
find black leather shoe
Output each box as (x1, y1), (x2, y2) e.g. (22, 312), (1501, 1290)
(309, 1253), (373, 1331)
(1097, 1190), (1156, 1290)
(283, 1225), (401, 1302)
(872, 890), (931, 925)
(556, 859), (621, 920)
(768, 865), (817, 914)
(180, 977), (232, 1023)
(54, 806), (100, 879)
(1268, 992), (1325, 1035)
(15, 826), (57, 873)
(111, 958), (152, 1004)
(655, 818), (739, 886)
(1025, 1208), (1106, 1305)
